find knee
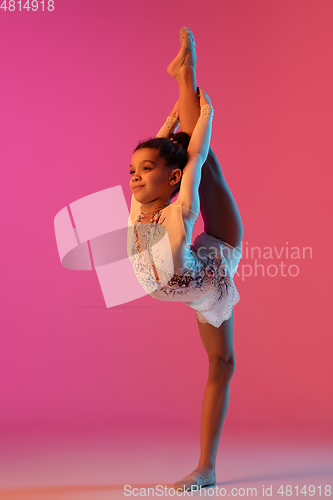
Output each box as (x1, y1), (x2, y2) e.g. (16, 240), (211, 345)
(208, 355), (236, 384)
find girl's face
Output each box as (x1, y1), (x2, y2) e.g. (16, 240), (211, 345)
(129, 148), (181, 204)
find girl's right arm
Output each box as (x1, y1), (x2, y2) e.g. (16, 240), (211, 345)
(177, 88), (214, 214)
(156, 100), (180, 138)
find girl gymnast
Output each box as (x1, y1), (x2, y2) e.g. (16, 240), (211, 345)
(127, 27), (243, 491)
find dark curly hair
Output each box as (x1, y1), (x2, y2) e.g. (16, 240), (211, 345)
(134, 131), (191, 198)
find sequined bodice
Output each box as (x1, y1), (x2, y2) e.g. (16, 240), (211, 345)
(128, 204), (196, 286)
(127, 203), (229, 302)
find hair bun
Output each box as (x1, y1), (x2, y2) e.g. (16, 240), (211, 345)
(170, 131), (191, 152)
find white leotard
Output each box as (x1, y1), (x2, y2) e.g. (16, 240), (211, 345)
(127, 198), (242, 327)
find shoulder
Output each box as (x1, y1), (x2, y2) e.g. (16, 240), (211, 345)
(167, 199), (199, 222)
(170, 194), (199, 219)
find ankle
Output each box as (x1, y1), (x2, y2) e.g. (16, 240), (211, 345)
(197, 461), (215, 474)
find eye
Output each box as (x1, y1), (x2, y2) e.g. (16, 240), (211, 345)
(129, 166), (151, 175)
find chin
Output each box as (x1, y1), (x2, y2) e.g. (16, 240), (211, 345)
(134, 190), (150, 201)
(133, 192), (144, 201)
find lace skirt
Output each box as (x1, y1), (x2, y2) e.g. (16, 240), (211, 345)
(148, 231), (242, 328)
(184, 232), (242, 328)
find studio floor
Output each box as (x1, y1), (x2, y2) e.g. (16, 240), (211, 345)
(0, 421), (332, 499)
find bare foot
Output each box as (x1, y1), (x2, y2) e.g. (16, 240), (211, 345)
(167, 27), (197, 79)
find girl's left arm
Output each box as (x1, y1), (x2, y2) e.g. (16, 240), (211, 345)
(156, 100), (179, 138)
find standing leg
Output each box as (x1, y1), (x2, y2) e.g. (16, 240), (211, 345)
(174, 312), (236, 490)
(196, 312), (236, 473)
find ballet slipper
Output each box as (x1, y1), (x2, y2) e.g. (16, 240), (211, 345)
(173, 471), (216, 491)
(167, 27), (196, 79)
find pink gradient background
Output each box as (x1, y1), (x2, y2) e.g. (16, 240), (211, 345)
(0, 0), (332, 441)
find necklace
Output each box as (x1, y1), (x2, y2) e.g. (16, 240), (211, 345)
(141, 201), (170, 211)
(133, 202), (170, 285)
(138, 202), (171, 223)
(132, 203), (197, 289)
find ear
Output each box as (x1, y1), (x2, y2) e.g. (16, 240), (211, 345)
(169, 168), (182, 185)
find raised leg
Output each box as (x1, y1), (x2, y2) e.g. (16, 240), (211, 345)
(170, 32), (243, 250)
(199, 147), (243, 251)
(176, 65), (200, 136)
(167, 27), (200, 136)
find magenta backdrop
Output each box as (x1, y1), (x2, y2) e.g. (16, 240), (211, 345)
(0, 0), (332, 430)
